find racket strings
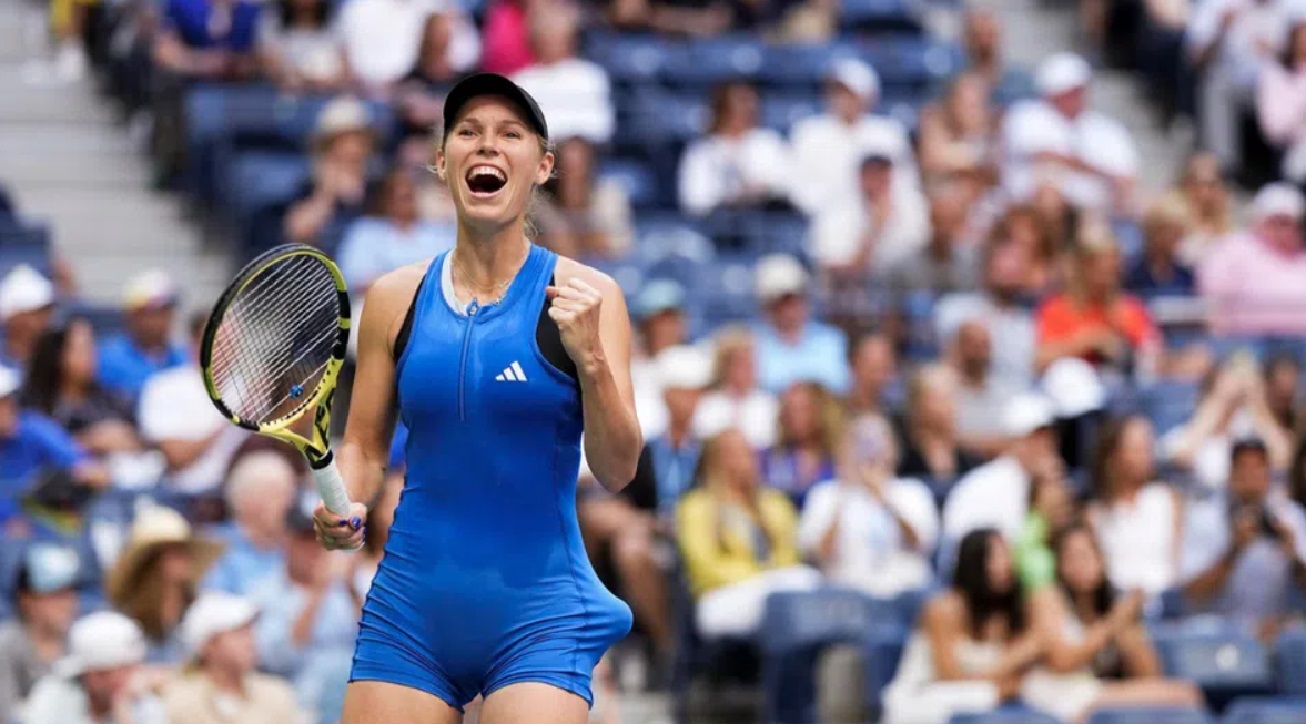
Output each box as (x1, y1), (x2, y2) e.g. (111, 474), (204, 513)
(208, 254), (342, 424)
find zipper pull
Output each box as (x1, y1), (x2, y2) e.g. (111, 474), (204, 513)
(467, 299), (479, 316)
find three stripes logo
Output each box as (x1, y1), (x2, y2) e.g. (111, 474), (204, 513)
(495, 361), (528, 382)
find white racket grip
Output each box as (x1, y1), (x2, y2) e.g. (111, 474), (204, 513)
(311, 455), (354, 516)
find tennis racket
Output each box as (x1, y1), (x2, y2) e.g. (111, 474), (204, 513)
(199, 244), (354, 517)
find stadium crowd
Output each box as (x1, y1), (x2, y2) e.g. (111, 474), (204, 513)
(7, 0), (1306, 722)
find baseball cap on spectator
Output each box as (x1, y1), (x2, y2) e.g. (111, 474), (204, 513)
(1230, 435), (1269, 461)
(311, 97), (375, 151)
(54, 612), (147, 677)
(1036, 52), (1091, 96)
(1041, 357), (1105, 418)
(122, 269), (179, 311)
(755, 254), (809, 305)
(180, 592), (259, 658)
(0, 365), (19, 400)
(14, 542), (81, 598)
(106, 505), (224, 607)
(0, 264), (54, 321)
(1002, 393), (1055, 437)
(860, 134), (898, 168)
(633, 279), (686, 321)
(655, 344), (713, 391)
(828, 58), (880, 101)
(1251, 182), (1305, 221)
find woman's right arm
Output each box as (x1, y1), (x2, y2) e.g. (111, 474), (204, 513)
(1028, 587), (1121, 673)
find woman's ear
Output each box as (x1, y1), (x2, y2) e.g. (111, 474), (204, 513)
(432, 146), (447, 181)
(536, 150), (555, 187)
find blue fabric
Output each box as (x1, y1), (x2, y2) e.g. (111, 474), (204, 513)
(646, 436), (700, 518)
(351, 246), (632, 709)
(388, 422), (408, 471)
(203, 524), (286, 595)
(96, 334), (188, 401)
(1124, 260), (1196, 296)
(753, 321), (850, 395)
(161, 0), (261, 52)
(760, 447), (835, 509)
(0, 412), (89, 518)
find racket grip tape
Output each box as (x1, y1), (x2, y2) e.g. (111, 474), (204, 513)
(308, 451), (354, 516)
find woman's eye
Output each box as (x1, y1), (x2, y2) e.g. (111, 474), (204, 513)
(504, 131), (521, 139)
(458, 129), (475, 137)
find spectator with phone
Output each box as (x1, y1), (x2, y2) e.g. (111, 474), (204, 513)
(1180, 437), (1306, 638)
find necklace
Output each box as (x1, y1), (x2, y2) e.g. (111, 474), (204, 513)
(451, 242), (529, 306)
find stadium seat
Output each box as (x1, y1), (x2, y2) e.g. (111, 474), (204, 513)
(67, 302), (127, 339)
(837, 0), (924, 34)
(0, 224), (52, 279)
(1275, 628), (1306, 696)
(585, 33), (671, 85)
(693, 254), (760, 329)
(1151, 622), (1273, 708)
(597, 158), (661, 210)
(948, 708), (1062, 724)
(760, 95), (825, 135)
(218, 151), (310, 231)
(660, 36), (766, 88)
(759, 42), (864, 88)
(1133, 381), (1201, 436)
(861, 622), (908, 721)
(859, 38), (963, 90)
(617, 91), (708, 146)
(632, 215), (714, 267)
(1086, 708), (1213, 724)
(758, 587), (885, 724)
(1222, 698), (1306, 724)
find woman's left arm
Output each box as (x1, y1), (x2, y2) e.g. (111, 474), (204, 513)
(549, 262), (643, 492)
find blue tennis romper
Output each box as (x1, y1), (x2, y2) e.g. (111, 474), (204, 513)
(350, 244), (633, 709)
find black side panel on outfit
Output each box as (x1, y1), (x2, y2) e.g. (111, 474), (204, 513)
(537, 274), (579, 382)
(393, 274), (428, 363)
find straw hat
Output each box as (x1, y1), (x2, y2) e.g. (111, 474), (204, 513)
(106, 506), (224, 607)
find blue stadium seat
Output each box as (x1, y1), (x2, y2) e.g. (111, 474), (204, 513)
(585, 33), (670, 85)
(948, 708), (1062, 724)
(837, 0), (924, 34)
(632, 215), (713, 267)
(617, 91), (708, 146)
(219, 151), (310, 228)
(1134, 381), (1200, 436)
(693, 254), (759, 329)
(860, 38), (963, 90)
(1086, 708), (1213, 724)
(1151, 623), (1273, 708)
(759, 43), (864, 88)
(738, 211), (809, 258)
(66, 302), (127, 339)
(660, 36), (766, 87)
(760, 94), (824, 134)
(861, 622), (908, 720)
(597, 158), (660, 210)
(0, 224), (52, 279)
(1223, 698), (1306, 724)
(758, 587), (884, 724)
(1275, 628), (1306, 696)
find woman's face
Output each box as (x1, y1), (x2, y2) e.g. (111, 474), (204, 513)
(1115, 418), (1155, 485)
(718, 85), (759, 133)
(63, 321), (98, 385)
(722, 343), (756, 391)
(155, 544), (195, 584)
(985, 535), (1014, 594)
(1058, 529), (1105, 596)
(1183, 156), (1224, 210)
(915, 375), (956, 429)
(436, 96), (553, 231)
(1007, 214), (1041, 253)
(1149, 218), (1184, 256)
(326, 131), (373, 171)
(780, 385), (820, 443)
(1082, 248), (1121, 295)
(718, 430), (759, 491)
(208, 623), (258, 673)
(420, 14), (453, 62)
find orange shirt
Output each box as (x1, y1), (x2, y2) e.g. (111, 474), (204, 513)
(1035, 293), (1158, 365)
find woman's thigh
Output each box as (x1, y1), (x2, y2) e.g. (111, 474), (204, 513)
(478, 682), (589, 724)
(341, 681), (464, 724)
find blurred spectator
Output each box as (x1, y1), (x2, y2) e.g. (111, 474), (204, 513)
(151, 0), (261, 81)
(961, 8), (1011, 91)
(1181, 437), (1306, 638)
(791, 59), (915, 221)
(1002, 53), (1138, 213)
(250, 506), (357, 723)
(138, 313), (248, 494)
(257, 0), (350, 92)
(204, 451), (298, 595)
(1086, 416), (1184, 598)
(798, 415), (938, 597)
(761, 381), (842, 508)
(1256, 17), (1306, 182)
(628, 280), (688, 440)
(753, 254), (850, 394)
(1199, 182), (1306, 336)
(1031, 524), (1201, 702)
(0, 265), (56, 372)
(1263, 352), (1300, 432)
(21, 318), (143, 457)
(1035, 223), (1160, 377)
(947, 320), (1020, 459)
(693, 327), (778, 449)
(645, 345), (709, 518)
(336, 167), (455, 295)
(882, 528), (1041, 723)
(1013, 456), (1074, 590)
(917, 72), (1001, 189)
(480, 0), (538, 76)
(676, 429), (819, 638)
(1123, 192), (1196, 296)
(340, 0), (477, 92)
(943, 393), (1059, 549)
(0, 544), (80, 723)
(1174, 151), (1234, 263)
(394, 12), (463, 152)
(19, 611), (166, 724)
(935, 240), (1038, 391)
(845, 331), (897, 420)
(97, 270), (186, 402)
(1188, 0), (1291, 174)
(988, 204), (1061, 297)
(813, 147), (929, 276)
(534, 138), (632, 258)
(511, 6), (614, 145)
(895, 363), (981, 489)
(678, 81), (792, 217)
(163, 593), (303, 724)
(887, 182), (979, 297)
(283, 98), (378, 247)
(106, 506), (223, 663)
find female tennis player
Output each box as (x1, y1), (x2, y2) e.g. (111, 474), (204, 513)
(311, 73), (643, 724)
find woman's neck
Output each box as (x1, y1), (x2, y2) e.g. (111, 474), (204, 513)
(452, 225), (530, 290)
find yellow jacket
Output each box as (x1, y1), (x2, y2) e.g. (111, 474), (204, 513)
(676, 487), (801, 597)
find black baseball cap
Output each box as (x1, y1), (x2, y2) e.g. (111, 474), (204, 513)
(442, 73), (549, 141)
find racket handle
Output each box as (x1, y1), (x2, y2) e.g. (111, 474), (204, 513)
(309, 452), (354, 516)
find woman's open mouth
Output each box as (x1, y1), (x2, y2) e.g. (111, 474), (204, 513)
(466, 165), (507, 197)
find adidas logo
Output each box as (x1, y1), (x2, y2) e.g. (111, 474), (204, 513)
(495, 361), (528, 382)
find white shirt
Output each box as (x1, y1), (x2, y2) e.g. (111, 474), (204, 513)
(1001, 99), (1138, 212)
(1187, 0), (1291, 88)
(339, 0), (479, 87)
(21, 674), (167, 724)
(1090, 484), (1182, 596)
(798, 478), (938, 597)
(692, 389), (778, 448)
(138, 364), (248, 494)
(512, 59), (614, 144)
(631, 357), (667, 441)
(942, 456), (1030, 547)
(678, 129), (792, 216)
(789, 113), (916, 218)
(934, 293), (1037, 391)
(810, 181), (929, 269)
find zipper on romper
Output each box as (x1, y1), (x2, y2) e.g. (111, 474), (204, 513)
(458, 299), (479, 422)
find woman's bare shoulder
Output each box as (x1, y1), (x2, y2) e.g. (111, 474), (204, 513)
(923, 590), (965, 624)
(366, 261), (430, 309)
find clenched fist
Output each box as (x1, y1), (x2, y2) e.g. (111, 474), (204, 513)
(545, 278), (604, 370)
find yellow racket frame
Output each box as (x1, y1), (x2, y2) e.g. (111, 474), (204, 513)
(199, 244), (352, 466)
